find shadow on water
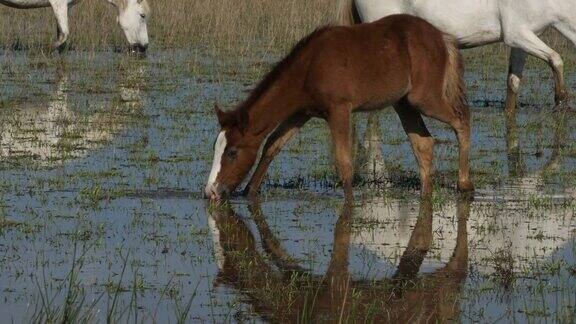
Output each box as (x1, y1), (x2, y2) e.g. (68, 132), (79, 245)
(208, 194), (471, 322)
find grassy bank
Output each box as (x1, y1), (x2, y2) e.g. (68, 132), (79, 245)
(0, 0), (334, 52)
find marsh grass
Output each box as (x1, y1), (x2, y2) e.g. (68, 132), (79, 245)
(1, 0), (574, 68)
(0, 0), (334, 53)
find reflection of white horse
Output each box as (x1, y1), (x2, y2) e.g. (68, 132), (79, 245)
(0, 0), (150, 51)
(355, 193), (574, 274)
(355, 112), (386, 179)
(504, 108), (569, 199)
(0, 64), (146, 164)
(338, 0), (576, 112)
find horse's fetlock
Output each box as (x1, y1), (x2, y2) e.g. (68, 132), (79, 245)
(508, 74), (522, 93)
(550, 52), (564, 69)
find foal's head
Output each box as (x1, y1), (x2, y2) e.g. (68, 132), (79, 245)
(108, 0), (150, 53)
(205, 107), (260, 200)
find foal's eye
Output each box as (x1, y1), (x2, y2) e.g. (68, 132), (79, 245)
(140, 14), (146, 19)
(226, 149), (238, 159)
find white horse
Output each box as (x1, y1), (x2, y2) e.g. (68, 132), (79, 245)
(338, 0), (576, 112)
(0, 0), (150, 52)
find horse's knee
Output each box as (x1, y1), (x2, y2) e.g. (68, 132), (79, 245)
(508, 74), (522, 94)
(413, 136), (434, 174)
(338, 158), (354, 175)
(549, 52), (564, 71)
(417, 136), (434, 155)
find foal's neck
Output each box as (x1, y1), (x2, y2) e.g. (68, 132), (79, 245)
(244, 75), (305, 140)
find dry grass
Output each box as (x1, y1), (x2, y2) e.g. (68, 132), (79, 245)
(0, 0), (574, 71)
(0, 0), (335, 52)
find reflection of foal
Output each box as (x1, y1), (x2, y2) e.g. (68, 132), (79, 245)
(208, 194), (471, 322)
(205, 14), (473, 200)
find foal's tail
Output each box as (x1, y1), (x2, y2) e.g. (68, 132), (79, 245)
(442, 34), (468, 120)
(337, 0), (361, 25)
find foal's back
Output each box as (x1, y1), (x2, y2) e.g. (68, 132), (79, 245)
(303, 14), (449, 112)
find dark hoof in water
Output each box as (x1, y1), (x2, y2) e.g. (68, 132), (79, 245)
(554, 101), (572, 113)
(56, 43), (68, 54)
(457, 180), (475, 193)
(555, 92), (572, 111)
(241, 186), (258, 198)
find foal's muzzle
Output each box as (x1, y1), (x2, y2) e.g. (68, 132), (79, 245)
(204, 183), (229, 201)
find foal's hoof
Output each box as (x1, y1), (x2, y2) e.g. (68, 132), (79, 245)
(555, 101), (572, 113)
(555, 92), (572, 111)
(241, 185), (258, 198)
(55, 42), (68, 53)
(457, 180), (475, 193)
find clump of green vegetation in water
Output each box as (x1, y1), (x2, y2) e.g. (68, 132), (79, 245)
(489, 245), (516, 290)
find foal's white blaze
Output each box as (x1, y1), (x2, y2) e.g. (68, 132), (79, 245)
(205, 131), (227, 197)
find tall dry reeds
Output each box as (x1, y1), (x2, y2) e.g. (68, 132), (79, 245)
(0, 0), (574, 71)
(0, 0), (335, 52)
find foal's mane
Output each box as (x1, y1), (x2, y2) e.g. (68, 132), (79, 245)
(220, 26), (332, 130)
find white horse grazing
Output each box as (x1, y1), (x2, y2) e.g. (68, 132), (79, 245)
(338, 0), (576, 112)
(0, 0), (150, 52)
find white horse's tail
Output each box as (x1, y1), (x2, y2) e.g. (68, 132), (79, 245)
(337, 0), (362, 25)
(442, 34), (468, 119)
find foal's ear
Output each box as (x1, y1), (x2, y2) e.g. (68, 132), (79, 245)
(214, 104), (249, 133)
(214, 104), (228, 127)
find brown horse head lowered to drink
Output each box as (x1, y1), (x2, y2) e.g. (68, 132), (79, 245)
(205, 14), (474, 200)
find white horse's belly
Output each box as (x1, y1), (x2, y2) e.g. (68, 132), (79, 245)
(406, 0), (503, 46)
(0, 0), (77, 9)
(0, 0), (51, 9)
(356, 0), (503, 47)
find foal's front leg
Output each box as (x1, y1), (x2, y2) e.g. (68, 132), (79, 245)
(242, 113), (310, 196)
(327, 106), (354, 199)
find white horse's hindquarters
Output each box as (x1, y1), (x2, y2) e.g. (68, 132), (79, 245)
(354, 0), (502, 45)
(353, 0), (565, 47)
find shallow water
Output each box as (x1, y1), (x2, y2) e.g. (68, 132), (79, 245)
(0, 50), (575, 322)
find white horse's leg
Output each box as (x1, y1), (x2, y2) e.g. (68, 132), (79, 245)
(554, 21), (576, 48)
(504, 31), (567, 106)
(505, 48), (527, 114)
(49, 0), (69, 51)
(554, 22), (576, 106)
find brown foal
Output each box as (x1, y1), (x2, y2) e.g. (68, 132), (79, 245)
(205, 14), (474, 200)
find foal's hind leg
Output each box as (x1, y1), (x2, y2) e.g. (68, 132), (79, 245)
(418, 100), (474, 192)
(242, 113), (310, 196)
(394, 102), (435, 196)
